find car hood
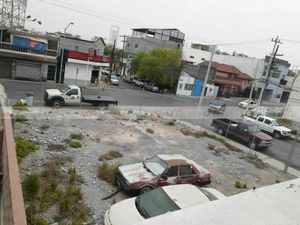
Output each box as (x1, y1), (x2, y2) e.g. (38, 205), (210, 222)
(254, 132), (272, 141)
(46, 89), (62, 96)
(275, 126), (291, 132)
(107, 198), (144, 225)
(118, 163), (155, 184)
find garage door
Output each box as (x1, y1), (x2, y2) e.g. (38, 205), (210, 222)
(0, 60), (12, 79)
(16, 61), (42, 81)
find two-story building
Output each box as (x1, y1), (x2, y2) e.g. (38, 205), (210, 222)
(0, 29), (58, 81)
(57, 34), (109, 85)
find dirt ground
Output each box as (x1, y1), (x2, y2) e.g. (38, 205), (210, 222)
(15, 107), (295, 225)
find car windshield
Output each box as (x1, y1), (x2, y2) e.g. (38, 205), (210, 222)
(248, 125), (261, 133)
(135, 188), (180, 219)
(144, 156), (168, 176)
(60, 86), (71, 94)
(211, 100), (224, 106)
(111, 75), (117, 80)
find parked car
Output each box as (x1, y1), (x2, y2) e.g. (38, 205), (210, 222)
(116, 154), (211, 195)
(110, 75), (119, 86)
(208, 99), (226, 113)
(101, 68), (110, 75)
(122, 76), (130, 83)
(211, 118), (273, 149)
(134, 78), (145, 88)
(144, 83), (159, 92)
(243, 115), (292, 139)
(104, 184), (225, 225)
(238, 99), (257, 109)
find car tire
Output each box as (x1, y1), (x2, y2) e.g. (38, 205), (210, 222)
(139, 187), (152, 195)
(217, 127), (225, 136)
(273, 131), (281, 139)
(248, 140), (257, 149)
(52, 99), (63, 107)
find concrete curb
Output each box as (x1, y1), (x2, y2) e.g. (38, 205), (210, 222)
(178, 120), (300, 178)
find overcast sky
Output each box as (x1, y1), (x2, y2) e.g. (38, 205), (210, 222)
(26, 0), (300, 67)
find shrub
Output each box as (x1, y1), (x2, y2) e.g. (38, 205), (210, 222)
(69, 140), (82, 148)
(29, 216), (50, 225)
(98, 162), (119, 185)
(165, 120), (176, 126)
(98, 150), (123, 161)
(47, 144), (67, 151)
(277, 118), (293, 129)
(13, 101), (28, 111)
(235, 180), (248, 189)
(15, 114), (28, 123)
(16, 137), (38, 163)
(70, 133), (84, 140)
(146, 128), (154, 134)
(22, 175), (40, 199)
(180, 128), (193, 136)
(39, 124), (50, 131)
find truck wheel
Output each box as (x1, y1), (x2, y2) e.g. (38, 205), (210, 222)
(52, 99), (63, 107)
(248, 140), (257, 149)
(273, 131), (281, 139)
(139, 187), (152, 195)
(217, 127), (225, 136)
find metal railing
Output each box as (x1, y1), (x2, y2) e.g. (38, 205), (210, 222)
(0, 42), (57, 57)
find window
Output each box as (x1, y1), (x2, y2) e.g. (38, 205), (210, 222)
(127, 43), (131, 48)
(190, 56), (194, 59)
(258, 117), (264, 122)
(184, 84), (195, 91)
(134, 44), (138, 48)
(75, 46), (79, 52)
(66, 89), (79, 96)
(179, 165), (195, 176)
(165, 166), (178, 177)
(228, 74), (235, 79)
(264, 119), (272, 125)
(271, 71), (281, 78)
(238, 123), (248, 132)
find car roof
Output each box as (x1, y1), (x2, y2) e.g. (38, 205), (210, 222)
(162, 184), (225, 209)
(68, 85), (79, 89)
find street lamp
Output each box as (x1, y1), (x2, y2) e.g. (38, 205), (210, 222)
(57, 22), (74, 83)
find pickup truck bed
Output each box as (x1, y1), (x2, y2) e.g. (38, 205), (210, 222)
(81, 95), (118, 106)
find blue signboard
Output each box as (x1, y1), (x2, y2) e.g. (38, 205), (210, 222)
(12, 36), (48, 53)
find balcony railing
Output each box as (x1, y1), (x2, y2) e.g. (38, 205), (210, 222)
(0, 42), (57, 57)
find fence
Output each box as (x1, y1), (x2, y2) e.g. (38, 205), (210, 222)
(0, 85), (27, 225)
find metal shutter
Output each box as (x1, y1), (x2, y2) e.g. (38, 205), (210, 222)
(0, 60), (12, 79)
(16, 61), (42, 81)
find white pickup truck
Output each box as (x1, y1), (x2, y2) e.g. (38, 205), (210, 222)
(243, 115), (291, 139)
(44, 85), (118, 107)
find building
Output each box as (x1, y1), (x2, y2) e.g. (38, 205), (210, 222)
(191, 43), (214, 52)
(283, 74), (300, 122)
(125, 28), (185, 58)
(0, 29), (58, 81)
(108, 25), (120, 46)
(57, 34), (109, 85)
(0, 0), (27, 29)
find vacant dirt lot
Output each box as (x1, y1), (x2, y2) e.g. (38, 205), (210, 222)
(15, 107), (294, 225)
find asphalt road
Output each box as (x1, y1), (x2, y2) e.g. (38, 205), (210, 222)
(1, 79), (300, 170)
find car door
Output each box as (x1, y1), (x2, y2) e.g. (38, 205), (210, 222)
(256, 116), (265, 130)
(64, 89), (81, 105)
(263, 119), (274, 133)
(178, 165), (197, 184)
(158, 166), (179, 186)
(236, 123), (250, 142)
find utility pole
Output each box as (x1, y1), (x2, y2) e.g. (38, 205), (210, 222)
(198, 45), (217, 106)
(120, 35), (127, 77)
(284, 131), (299, 173)
(109, 39), (116, 82)
(258, 36), (282, 105)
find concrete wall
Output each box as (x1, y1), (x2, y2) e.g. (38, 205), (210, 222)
(0, 84), (27, 225)
(64, 62), (95, 86)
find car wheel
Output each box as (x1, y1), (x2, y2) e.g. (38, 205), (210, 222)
(139, 187), (152, 195)
(248, 140), (257, 149)
(217, 127), (225, 136)
(52, 99), (63, 107)
(273, 131), (281, 139)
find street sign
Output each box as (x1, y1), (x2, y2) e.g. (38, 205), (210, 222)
(88, 48), (95, 58)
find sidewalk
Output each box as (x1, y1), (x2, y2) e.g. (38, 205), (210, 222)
(179, 120), (300, 178)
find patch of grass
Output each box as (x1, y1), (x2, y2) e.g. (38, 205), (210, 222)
(13, 101), (28, 111)
(277, 117), (293, 129)
(28, 215), (50, 225)
(42, 160), (64, 180)
(99, 150), (123, 161)
(15, 114), (28, 123)
(165, 120), (176, 126)
(39, 124), (50, 131)
(180, 128), (193, 136)
(242, 153), (267, 169)
(47, 144), (67, 151)
(69, 140), (82, 148)
(98, 162), (119, 185)
(16, 137), (38, 163)
(146, 128), (154, 134)
(70, 132), (84, 140)
(235, 180), (248, 189)
(22, 175), (41, 200)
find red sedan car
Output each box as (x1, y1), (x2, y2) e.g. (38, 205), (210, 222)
(116, 154), (211, 195)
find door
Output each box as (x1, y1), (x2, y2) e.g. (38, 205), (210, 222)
(178, 165), (197, 184)
(236, 123), (250, 142)
(16, 61), (42, 81)
(64, 88), (81, 105)
(159, 166), (179, 186)
(263, 119), (274, 133)
(0, 60), (12, 79)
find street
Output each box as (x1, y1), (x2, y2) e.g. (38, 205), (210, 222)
(1, 79), (300, 170)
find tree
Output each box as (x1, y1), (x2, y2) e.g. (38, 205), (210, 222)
(131, 48), (182, 91)
(288, 70), (297, 77)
